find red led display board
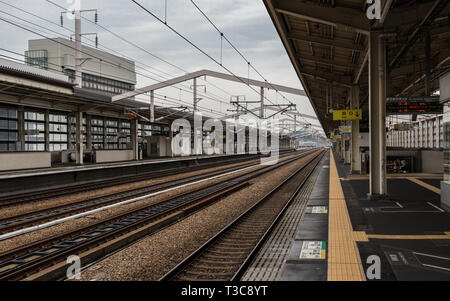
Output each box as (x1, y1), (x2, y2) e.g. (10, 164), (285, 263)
(386, 96), (442, 115)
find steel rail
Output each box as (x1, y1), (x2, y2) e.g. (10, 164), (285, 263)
(0, 150), (306, 234)
(0, 151), (294, 208)
(0, 150), (318, 281)
(159, 150), (324, 281)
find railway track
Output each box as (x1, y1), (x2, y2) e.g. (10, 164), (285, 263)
(0, 149), (321, 281)
(0, 150), (309, 235)
(160, 150), (325, 281)
(0, 150), (294, 208)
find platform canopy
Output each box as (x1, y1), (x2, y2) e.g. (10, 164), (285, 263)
(264, 0), (450, 135)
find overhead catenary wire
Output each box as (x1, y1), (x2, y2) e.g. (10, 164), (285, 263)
(0, 1), (232, 109)
(44, 0), (235, 100)
(189, 0), (310, 124)
(44, 0), (309, 125)
(130, 0), (297, 121)
(2, 1), (316, 129)
(0, 48), (223, 117)
(0, 16), (229, 116)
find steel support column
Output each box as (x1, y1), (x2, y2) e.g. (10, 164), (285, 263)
(369, 30), (387, 196)
(193, 77), (198, 112)
(74, 11), (82, 87)
(351, 86), (361, 173)
(150, 90), (155, 123)
(131, 118), (138, 160)
(260, 87), (264, 119)
(75, 111), (84, 165)
(345, 120), (351, 164)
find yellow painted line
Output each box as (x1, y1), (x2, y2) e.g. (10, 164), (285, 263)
(342, 175), (443, 181)
(367, 234), (450, 240)
(328, 152), (368, 281)
(408, 178), (440, 195)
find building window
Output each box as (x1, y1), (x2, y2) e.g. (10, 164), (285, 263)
(106, 119), (118, 149)
(74, 72), (135, 95)
(90, 117), (104, 149)
(24, 111), (45, 151)
(49, 113), (68, 151)
(119, 121), (131, 149)
(0, 107), (18, 152)
(25, 50), (48, 69)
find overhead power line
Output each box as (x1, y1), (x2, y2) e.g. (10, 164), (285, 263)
(130, 0), (295, 120)
(189, 0), (310, 124)
(0, 15), (229, 115)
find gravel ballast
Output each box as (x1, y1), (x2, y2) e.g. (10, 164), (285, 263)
(73, 151), (319, 281)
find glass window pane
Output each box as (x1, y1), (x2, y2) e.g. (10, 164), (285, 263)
(9, 132), (17, 141)
(9, 120), (17, 130)
(8, 109), (17, 119)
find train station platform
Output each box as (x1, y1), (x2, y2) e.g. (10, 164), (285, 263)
(278, 151), (450, 281)
(0, 151), (293, 196)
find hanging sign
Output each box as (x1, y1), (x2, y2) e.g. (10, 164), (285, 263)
(333, 109), (362, 120)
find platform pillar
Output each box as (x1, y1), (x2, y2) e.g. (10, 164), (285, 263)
(344, 121), (351, 164)
(337, 139), (342, 159)
(75, 110), (84, 165)
(86, 115), (92, 151)
(351, 86), (361, 174)
(17, 106), (24, 151)
(368, 30), (387, 196)
(131, 118), (138, 160)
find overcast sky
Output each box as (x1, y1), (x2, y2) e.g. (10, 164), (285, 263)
(0, 0), (321, 130)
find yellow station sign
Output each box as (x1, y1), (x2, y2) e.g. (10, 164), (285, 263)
(333, 109), (362, 120)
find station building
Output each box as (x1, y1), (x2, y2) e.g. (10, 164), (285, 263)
(26, 38), (136, 95)
(0, 42), (294, 172)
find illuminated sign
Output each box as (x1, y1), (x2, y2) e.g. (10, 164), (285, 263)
(333, 109), (362, 120)
(386, 96), (442, 115)
(339, 126), (352, 134)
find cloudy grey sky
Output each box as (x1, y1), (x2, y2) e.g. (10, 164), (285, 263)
(0, 0), (320, 129)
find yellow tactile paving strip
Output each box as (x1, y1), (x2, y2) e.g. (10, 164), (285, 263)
(328, 152), (368, 281)
(408, 178), (441, 195)
(367, 234), (450, 240)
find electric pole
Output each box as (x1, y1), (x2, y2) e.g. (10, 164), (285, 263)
(60, 8), (98, 87)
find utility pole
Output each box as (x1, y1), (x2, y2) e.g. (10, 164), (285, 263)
(193, 77), (197, 111)
(191, 78), (206, 112)
(150, 90), (155, 123)
(61, 7), (98, 87)
(260, 87), (264, 119)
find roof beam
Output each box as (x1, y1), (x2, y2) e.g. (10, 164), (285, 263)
(274, 0), (370, 34)
(288, 32), (365, 52)
(389, 0), (448, 70)
(112, 69), (306, 102)
(302, 70), (352, 87)
(296, 53), (357, 69)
